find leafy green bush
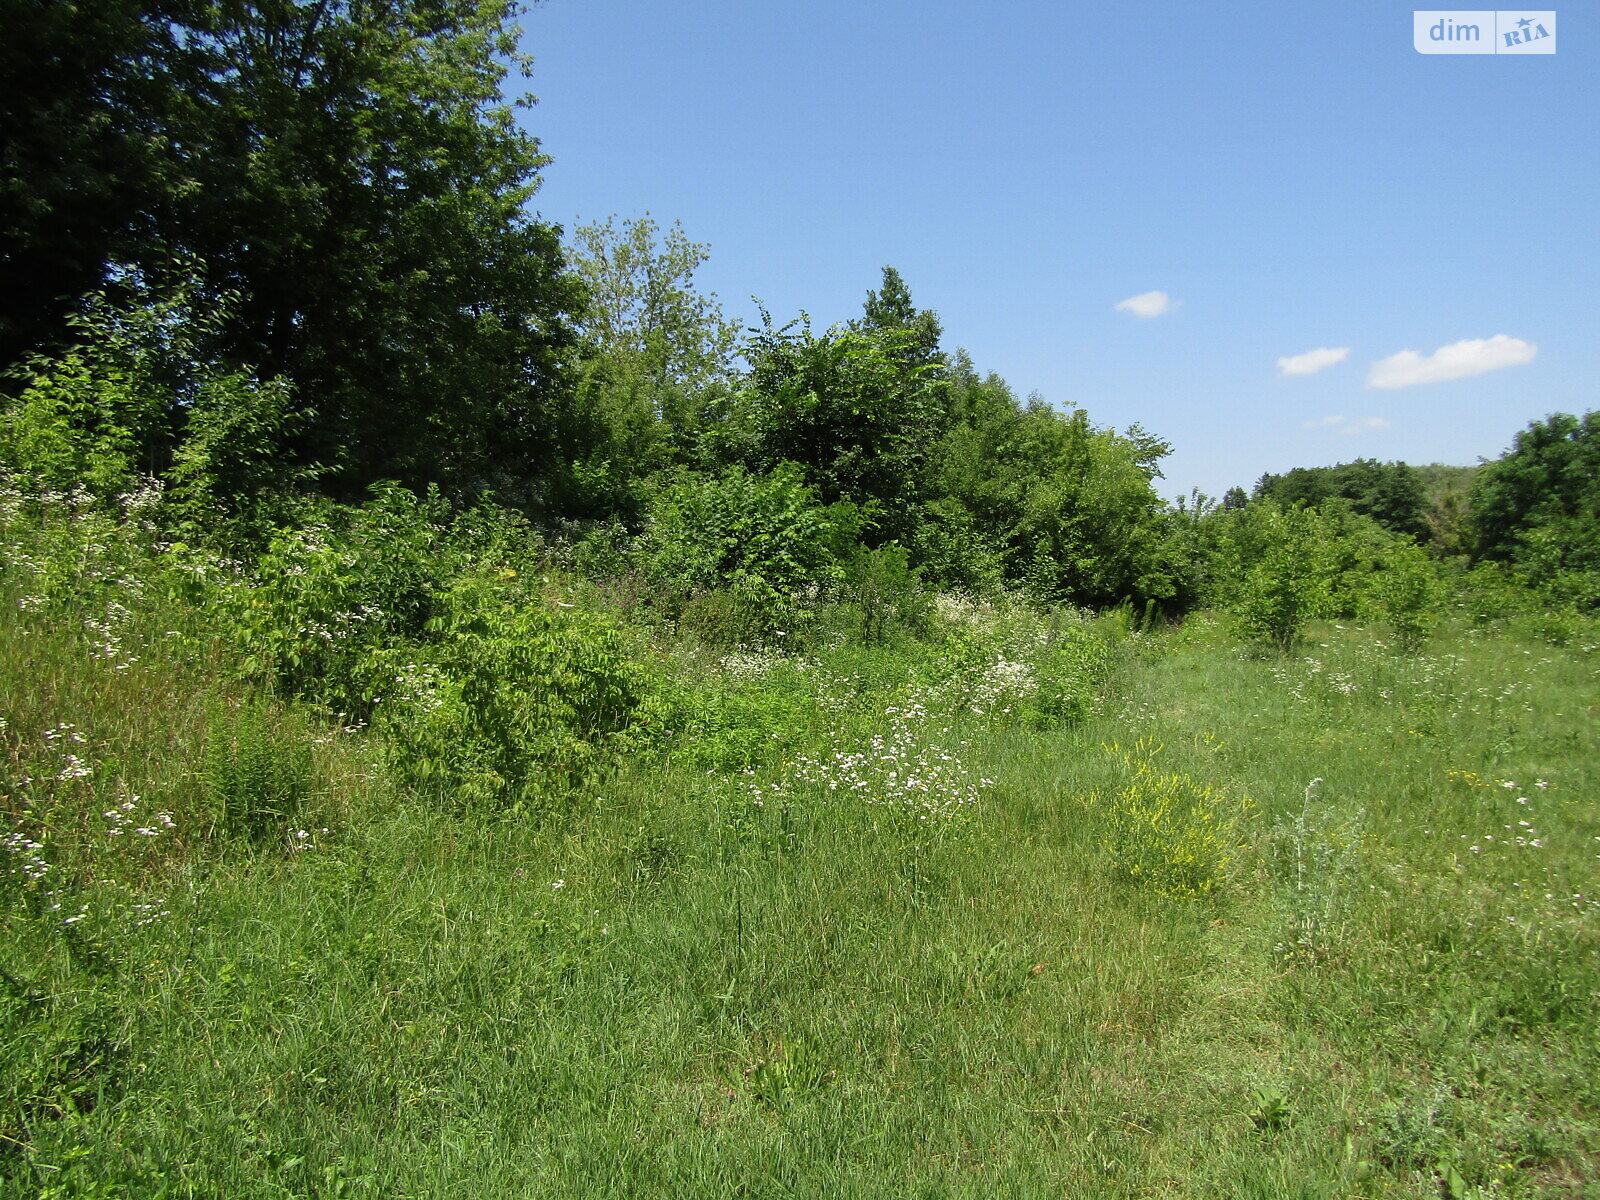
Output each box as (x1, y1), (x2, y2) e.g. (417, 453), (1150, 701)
(380, 574), (644, 809)
(1460, 561), (1537, 625)
(638, 464), (851, 642)
(224, 484), (480, 714)
(201, 699), (313, 844)
(1375, 541), (1445, 653)
(0, 280), (309, 544)
(0, 293), (182, 503)
(844, 543), (931, 645)
(165, 369), (311, 547)
(1024, 622), (1115, 729)
(1234, 504), (1334, 650)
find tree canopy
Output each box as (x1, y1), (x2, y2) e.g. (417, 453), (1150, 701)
(2, 0), (581, 505)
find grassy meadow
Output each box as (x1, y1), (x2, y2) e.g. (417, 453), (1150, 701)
(6, 8), (1597, 1195)
(3, 503), (1597, 1200)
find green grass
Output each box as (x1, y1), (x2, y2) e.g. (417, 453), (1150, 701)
(4, 566), (1599, 1197)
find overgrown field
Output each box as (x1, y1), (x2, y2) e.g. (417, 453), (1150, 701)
(3, 498), (1598, 1199)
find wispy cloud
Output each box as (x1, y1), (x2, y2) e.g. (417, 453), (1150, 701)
(1367, 335), (1537, 389)
(1303, 415), (1393, 435)
(1114, 290), (1176, 318)
(1278, 346), (1350, 377)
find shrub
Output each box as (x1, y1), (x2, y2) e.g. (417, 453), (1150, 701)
(201, 699), (313, 844)
(1234, 505), (1333, 650)
(380, 574), (644, 809)
(224, 483), (480, 714)
(638, 464), (851, 641)
(1375, 541), (1445, 653)
(1025, 621), (1115, 729)
(1096, 754), (1256, 899)
(0, 292), (183, 503)
(844, 543), (931, 645)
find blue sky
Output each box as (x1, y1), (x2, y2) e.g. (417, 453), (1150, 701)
(514, 1), (1595, 499)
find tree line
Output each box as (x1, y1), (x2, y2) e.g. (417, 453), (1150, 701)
(2, 0), (1595, 626)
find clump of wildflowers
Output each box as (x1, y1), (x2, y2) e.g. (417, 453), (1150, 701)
(781, 692), (993, 822)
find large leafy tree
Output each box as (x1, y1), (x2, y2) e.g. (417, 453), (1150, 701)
(0, 0), (197, 373)
(2, 0), (582, 506)
(562, 214), (741, 511)
(854, 265), (945, 376)
(1253, 458), (1428, 540)
(171, 0), (581, 503)
(730, 318), (948, 546)
(1471, 412), (1600, 595)
(928, 355), (1177, 604)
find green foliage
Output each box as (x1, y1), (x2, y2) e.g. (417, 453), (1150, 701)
(225, 485), (459, 714)
(1414, 463), (1481, 556)
(1459, 413), (1600, 611)
(1255, 458), (1430, 540)
(381, 573), (645, 809)
(201, 699), (313, 844)
(0, 0), (192, 369)
(842, 544), (931, 645)
(854, 265), (946, 375)
(166, 368), (309, 545)
(1193, 495), (1421, 633)
(1375, 540), (1446, 652)
(934, 361), (1178, 605)
(1095, 750), (1257, 899)
(729, 318), (947, 546)
(1471, 412), (1600, 571)
(0, 291), (190, 502)
(2, 0), (583, 504)
(640, 652), (823, 773)
(638, 465), (851, 642)
(564, 215), (741, 507)
(0, 278), (313, 549)
(1232, 503), (1334, 649)
(1024, 621), (1117, 729)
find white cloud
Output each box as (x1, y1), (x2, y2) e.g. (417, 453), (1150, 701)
(1277, 346), (1350, 377)
(1367, 335), (1537, 389)
(1114, 290), (1175, 318)
(1303, 415), (1392, 435)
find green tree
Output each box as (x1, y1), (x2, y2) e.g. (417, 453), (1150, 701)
(1472, 412), (1600, 562)
(926, 357), (1178, 605)
(1254, 460), (1427, 539)
(730, 318), (948, 546)
(1234, 503), (1333, 650)
(855, 265), (945, 376)
(1375, 540), (1445, 653)
(3, 0), (583, 506)
(1471, 412), (1600, 607)
(0, 0), (197, 373)
(562, 215), (742, 512)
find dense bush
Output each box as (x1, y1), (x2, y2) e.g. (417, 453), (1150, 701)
(380, 572), (645, 810)
(1231, 503), (1335, 649)
(637, 464), (854, 642)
